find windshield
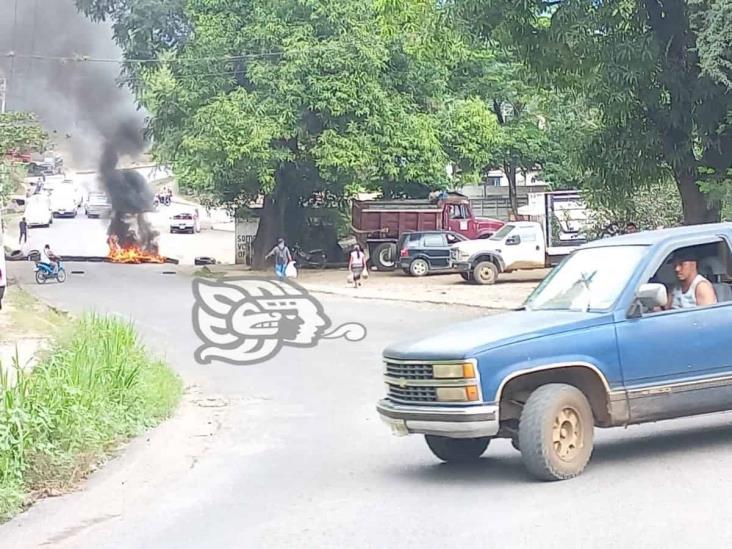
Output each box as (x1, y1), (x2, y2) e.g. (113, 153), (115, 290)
(525, 245), (648, 312)
(490, 224), (515, 241)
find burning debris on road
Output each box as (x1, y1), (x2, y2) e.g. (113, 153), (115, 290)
(99, 122), (164, 264)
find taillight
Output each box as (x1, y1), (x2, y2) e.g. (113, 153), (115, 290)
(400, 247), (409, 257)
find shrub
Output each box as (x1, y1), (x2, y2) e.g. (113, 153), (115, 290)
(0, 314), (182, 521)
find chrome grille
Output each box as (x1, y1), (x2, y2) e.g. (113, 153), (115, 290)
(385, 361), (434, 380)
(387, 385), (437, 403)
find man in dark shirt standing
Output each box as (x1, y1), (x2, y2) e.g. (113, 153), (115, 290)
(19, 217), (28, 244)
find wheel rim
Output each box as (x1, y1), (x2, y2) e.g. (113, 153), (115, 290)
(478, 265), (495, 283)
(57, 270), (66, 283)
(412, 261), (427, 275)
(552, 406), (583, 461)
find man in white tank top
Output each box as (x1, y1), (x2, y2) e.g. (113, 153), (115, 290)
(666, 249), (717, 309)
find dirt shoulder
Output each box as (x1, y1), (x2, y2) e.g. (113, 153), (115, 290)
(188, 265), (549, 310)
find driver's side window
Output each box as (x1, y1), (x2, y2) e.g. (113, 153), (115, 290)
(642, 240), (732, 314)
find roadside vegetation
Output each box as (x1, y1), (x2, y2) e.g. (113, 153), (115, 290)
(0, 291), (182, 521)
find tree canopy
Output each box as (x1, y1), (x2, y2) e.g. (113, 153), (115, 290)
(458, 0), (732, 225)
(0, 112), (46, 158)
(80, 0), (654, 266)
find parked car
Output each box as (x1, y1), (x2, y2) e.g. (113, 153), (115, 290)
(397, 230), (467, 276)
(170, 210), (200, 234)
(377, 223), (732, 481)
(51, 187), (78, 218)
(85, 192), (112, 218)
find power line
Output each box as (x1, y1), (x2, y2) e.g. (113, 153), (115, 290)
(3, 51), (288, 65)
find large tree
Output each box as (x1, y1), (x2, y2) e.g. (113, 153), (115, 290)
(0, 112), (46, 203)
(459, 0), (732, 225)
(79, 0), (463, 267)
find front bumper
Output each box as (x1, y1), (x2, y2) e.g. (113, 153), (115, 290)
(451, 260), (472, 273)
(377, 399), (499, 439)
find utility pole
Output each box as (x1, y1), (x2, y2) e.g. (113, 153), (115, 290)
(0, 76), (6, 113)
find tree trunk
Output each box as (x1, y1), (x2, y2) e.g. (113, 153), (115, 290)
(251, 185), (289, 270)
(675, 169), (721, 225)
(505, 163), (518, 219)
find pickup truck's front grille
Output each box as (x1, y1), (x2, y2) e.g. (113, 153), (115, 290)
(387, 385), (437, 404)
(385, 361), (433, 380)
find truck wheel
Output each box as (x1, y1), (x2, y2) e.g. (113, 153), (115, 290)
(460, 272), (472, 282)
(425, 435), (490, 463)
(518, 384), (594, 481)
(409, 258), (429, 277)
(373, 243), (396, 271)
(473, 261), (498, 285)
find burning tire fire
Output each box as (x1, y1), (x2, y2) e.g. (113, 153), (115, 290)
(107, 236), (166, 264)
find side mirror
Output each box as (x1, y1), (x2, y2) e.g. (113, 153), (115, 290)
(636, 283), (667, 309)
(506, 235), (521, 246)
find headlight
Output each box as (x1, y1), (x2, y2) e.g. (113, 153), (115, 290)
(436, 386), (480, 402)
(433, 362), (476, 379)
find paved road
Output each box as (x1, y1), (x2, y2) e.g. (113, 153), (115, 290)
(10, 168), (233, 265)
(3, 263), (732, 548)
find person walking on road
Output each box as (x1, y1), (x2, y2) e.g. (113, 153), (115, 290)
(265, 238), (293, 281)
(349, 244), (366, 288)
(18, 217), (28, 245)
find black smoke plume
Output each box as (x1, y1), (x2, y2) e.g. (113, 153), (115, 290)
(100, 122), (158, 252)
(0, 0), (144, 167)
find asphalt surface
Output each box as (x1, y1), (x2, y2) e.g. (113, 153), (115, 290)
(3, 262), (732, 546)
(10, 170), (233, 265)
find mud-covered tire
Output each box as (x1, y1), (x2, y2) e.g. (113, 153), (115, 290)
(473, 261), (498, 285)
(518, 384), (594, 481)
(372, 243), (396, 271)
(425, 435), (490, 463)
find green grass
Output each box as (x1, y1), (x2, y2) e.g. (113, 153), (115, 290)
(0, 314), (183, 521)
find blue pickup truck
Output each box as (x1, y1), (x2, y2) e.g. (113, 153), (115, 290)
(377, 223), (732, 480)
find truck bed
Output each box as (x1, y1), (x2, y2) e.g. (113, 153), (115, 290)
(352, 199), (442, 239)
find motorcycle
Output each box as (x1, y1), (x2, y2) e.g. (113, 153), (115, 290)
(291, 244), (327, 269)
(34, 261), (67, 284)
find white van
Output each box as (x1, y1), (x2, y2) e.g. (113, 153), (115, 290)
(51, 187), (78, 218)
(25, 194), (53, 228)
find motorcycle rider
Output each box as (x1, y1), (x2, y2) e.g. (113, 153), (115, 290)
(41, 244), (59, 274)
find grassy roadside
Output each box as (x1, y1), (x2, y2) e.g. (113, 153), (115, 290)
(0, 289), (183, 521)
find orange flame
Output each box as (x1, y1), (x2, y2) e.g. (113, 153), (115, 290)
(107, 236), (166, 264)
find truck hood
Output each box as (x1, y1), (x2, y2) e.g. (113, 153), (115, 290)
(475, 217), (504, 228)
(382, 310), (612, 361)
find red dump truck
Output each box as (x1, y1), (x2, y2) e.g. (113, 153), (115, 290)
(352, 192), (504, 270)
